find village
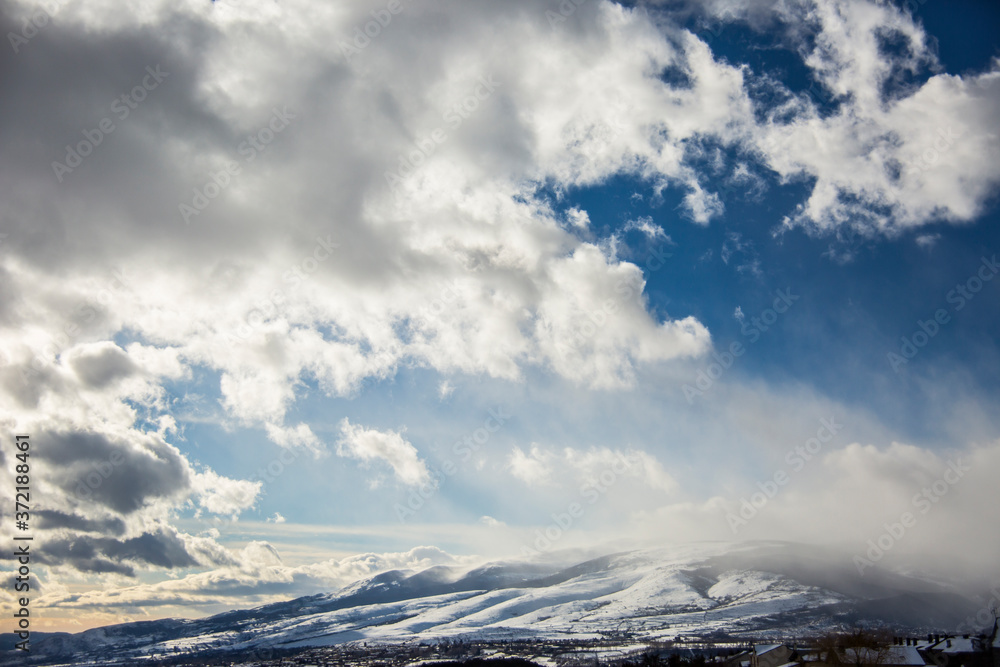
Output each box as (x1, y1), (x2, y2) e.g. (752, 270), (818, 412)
(70, 621), (999, 667)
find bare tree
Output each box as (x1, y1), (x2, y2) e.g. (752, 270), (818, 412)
(815, 628), (898, 667)
(814, 631), (844, 665)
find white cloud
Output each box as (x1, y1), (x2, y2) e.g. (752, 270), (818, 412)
(623, 215), (668, 240)
(0, 0), (736, 594)
(191, 469), (261, 518)
(756, 1), (1000, 235)
(508, 442), (676, 494)
(568, 446), (676, 493)
(508, 444), (554, 485)
(533, 244), (711, 388)
(336, 419), (430, 487)
(682, 185), (725, 224)
(264, 422), (322, 452)
(438, 380), (454, 398)
(915, 233), (941, 249)
(566, 207), (591, 229)
(631, 435), (1000, 576)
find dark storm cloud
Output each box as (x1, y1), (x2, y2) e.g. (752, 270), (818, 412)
(0, 264), (18, 326)
(67, 343), (138, 388)
(0, 1), (272, 269)
(39, 429), (190, 514)
(29, 537), (136, 576)
(35, 529), (198, 574)
(0, 0), (419, 290)
(35, 509), (127, 535)
(0, 360), (65, 408)
(97, 529), (199, 569)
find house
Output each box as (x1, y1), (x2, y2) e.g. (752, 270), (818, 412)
(753, 644), (795, 667)
(922, 635), (993, 667)
(726, 649), (753, 667)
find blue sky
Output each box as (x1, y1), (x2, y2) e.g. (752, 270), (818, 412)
(2, 0), (999, 631)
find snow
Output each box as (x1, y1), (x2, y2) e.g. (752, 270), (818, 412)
(711, 572), (781, 602)
(889, 646), (929, 665)
(34, 542), (942, 663)
(843, 646), (926, 666)
(931, 637), (978, 654)
(238, 546), (845, 649)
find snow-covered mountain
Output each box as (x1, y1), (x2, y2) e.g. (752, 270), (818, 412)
(3, 542), (983, 666)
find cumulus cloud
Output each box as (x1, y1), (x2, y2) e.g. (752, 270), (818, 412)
(65, 342), (139, 389)
(336, 419), (430, 486)
(191, 469), (261, 518)
(754, 1), (1000, 235)
(35, 510), (126, 536)
(534, 244), (710, 388)
(1, 0), (746, 426)
(36, 528), (200, 576)
(623, 216), (669, 240)
(0, 0), (738, 600)
(39, 429), (190, 515)
(566, 207), (591, 229)
(508, 444), (554, 485)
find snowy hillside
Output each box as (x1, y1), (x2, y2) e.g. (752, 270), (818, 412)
(3, 542), (982, 666)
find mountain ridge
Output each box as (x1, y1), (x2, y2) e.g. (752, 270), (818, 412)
(3, 542), (987, 666)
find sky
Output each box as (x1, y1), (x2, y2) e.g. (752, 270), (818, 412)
(1, 0), (999, 633)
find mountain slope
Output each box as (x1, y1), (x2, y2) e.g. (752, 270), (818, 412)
(3, 542), (982, 666)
